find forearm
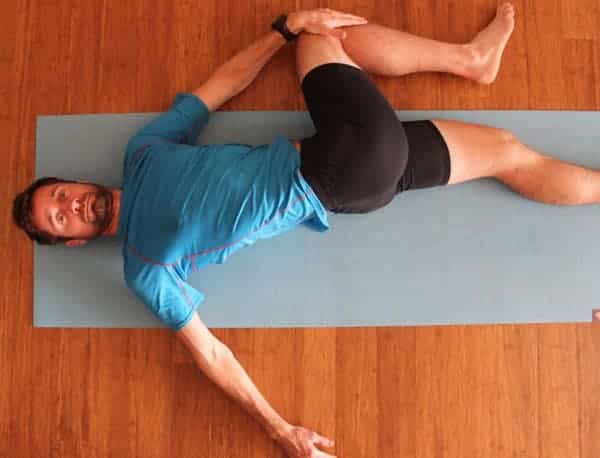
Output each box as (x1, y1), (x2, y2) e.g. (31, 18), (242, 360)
(192, 30), (288, 109)
(190, 10), (365, 111)
(215, 31), (285, 92)
(194, 338), (290, 440)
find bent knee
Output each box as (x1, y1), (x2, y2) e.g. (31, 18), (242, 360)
(495, 127), (518, 145)
(494, 127), (538, 170)
(296, 34), (360, 84)
(297, 32), (343, 48)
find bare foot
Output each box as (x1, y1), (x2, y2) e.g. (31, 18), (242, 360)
(466, 3), (515, 84)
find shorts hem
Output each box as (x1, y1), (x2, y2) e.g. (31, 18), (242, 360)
(429, 121), (452, 185)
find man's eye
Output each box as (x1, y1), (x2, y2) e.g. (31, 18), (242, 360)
(56, 214), (65, 225)
(59, 190), (66, 200)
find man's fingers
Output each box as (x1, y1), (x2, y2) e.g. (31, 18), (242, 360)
(313, 433), (335, 448)
(323, 7), (365, 20)
(324, 16), (368, 30)
(315, 452), (337, 458)
(303, 9), (367, 38)
(318, 7), (367, 21)
(331, 11), (368, 22)
(339, 16), (369, 24)
(328, 12), (368, 22)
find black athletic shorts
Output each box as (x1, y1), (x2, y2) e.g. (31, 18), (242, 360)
(299, 63), (451, 214)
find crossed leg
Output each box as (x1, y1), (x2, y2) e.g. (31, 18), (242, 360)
(296, 3), (600, 206)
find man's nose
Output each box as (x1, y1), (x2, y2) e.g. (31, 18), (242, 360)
(69, 196), (82, 215)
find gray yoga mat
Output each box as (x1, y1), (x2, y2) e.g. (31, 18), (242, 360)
(35, 110), (600, 328)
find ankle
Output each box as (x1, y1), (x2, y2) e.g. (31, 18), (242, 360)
(458, 43), (485, 82)
(461, 43), (498, 85)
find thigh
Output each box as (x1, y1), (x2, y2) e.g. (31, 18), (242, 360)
(431, 119), (525, 185)
(296, 33), (361, 84)
(298, 63), (409, 213)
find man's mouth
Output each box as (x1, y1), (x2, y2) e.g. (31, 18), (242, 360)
(83, 194), (91, 223)
(84, 193), (98, 224)
(94, 195), (106, 220)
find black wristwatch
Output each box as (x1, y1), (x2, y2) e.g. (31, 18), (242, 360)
(271, 14), (298, 41)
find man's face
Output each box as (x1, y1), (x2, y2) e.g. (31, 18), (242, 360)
(31, 181), (114, 246)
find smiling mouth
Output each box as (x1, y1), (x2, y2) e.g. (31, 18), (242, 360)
(89, 194), (106, 224)
(97, 199), (106, 218)
(82, 194), (89, 223)
(83, 193), (94, 224)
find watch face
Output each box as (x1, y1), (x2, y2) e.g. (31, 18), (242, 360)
(272, 16), (283, 29)
(273, 15), (285, 27)
(273, 15), (294, 40)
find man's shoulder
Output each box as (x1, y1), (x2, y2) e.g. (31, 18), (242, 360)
(122, 248), (163, 291)
(124, 137), (154, 166)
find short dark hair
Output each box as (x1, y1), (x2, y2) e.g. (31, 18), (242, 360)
(12, 177), (74, 245)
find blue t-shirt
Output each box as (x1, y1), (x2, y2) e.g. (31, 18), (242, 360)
(118, 93), (329, 331)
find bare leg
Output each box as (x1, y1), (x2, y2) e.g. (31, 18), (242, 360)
(434, 119), (600, 205)
(341, 3), (515, 83)
(295, 3), (600, 206)
(296, 3), (515, 84)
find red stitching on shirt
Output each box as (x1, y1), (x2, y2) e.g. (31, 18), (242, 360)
(187, 193), (310, 272)
(174, 270), (194, 306)
(127, 244), (177, 267)
(133, 144), (151, 163)
(126, 190), (313, 272)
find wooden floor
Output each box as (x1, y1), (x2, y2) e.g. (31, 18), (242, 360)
(2, 1), (599, 457)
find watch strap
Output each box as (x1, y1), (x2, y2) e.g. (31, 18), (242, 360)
(271, 14), (298, 41)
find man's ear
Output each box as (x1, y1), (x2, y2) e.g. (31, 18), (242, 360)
(65, 239), (88, 248)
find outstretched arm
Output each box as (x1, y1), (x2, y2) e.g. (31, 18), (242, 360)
(177, 313), (337, 458)
(193, 9), (368, 111)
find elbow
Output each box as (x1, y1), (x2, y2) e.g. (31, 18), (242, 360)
(176, 314), (233, 370)
(204, 338), (233, 367)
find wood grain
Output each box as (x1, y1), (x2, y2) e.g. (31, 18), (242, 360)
(2, 1), (599, 457)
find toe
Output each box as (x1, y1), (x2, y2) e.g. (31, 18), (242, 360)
(497, 3), (514, 21)
(502, 3), (515, 16)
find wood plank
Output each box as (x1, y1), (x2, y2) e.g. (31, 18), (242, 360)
(561, 39), (596, 109)
(336, 328), (379, 458)
(2, 1), (599, 457)
(297, 329), (337, 445)
(523, 0), (566, 108)
(577, 323), (600, 458)
(416, 325), (538, 458)
(561, 0), (598, 40)
(538, 325), (579, 458)
(376, 326), (416, 457)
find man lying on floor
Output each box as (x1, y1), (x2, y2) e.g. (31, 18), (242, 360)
(13, 4), (600, 457)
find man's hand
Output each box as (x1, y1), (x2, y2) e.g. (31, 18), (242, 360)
(287, 8), (368, 40)
(277, 425), (337, 458)
(193, 8), (367, 111)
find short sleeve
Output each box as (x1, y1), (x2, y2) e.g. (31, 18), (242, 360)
(126, 93), (211, 155)
(126, 264), (205, 331)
